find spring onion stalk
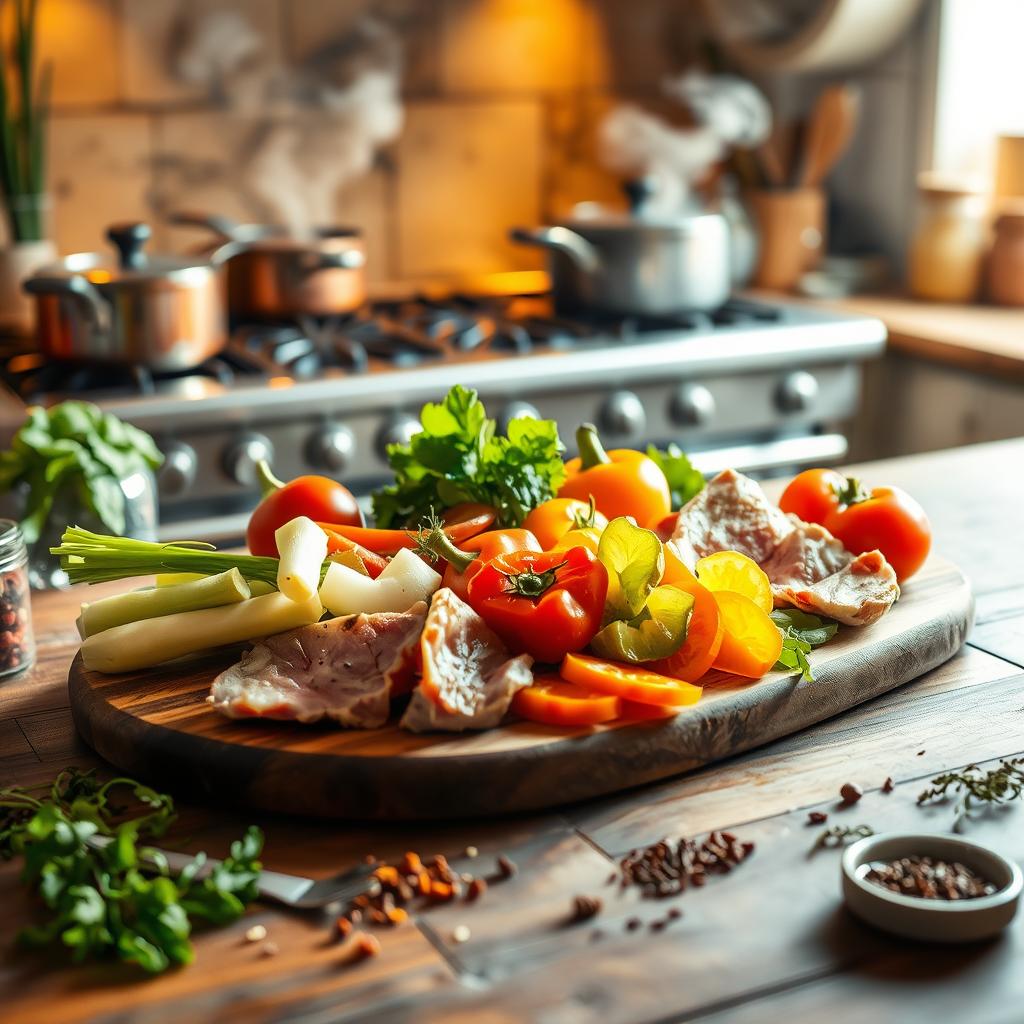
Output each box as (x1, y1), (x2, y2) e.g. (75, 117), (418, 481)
(155, 572), (205, 588)
(82, 591), (323, 674)
(275, 517), (328, 602)
(51, 527), (283, 587)
(78, 568), (251, 639)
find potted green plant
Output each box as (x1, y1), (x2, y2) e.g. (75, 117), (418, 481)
(0, 0), (54, 335)
(0, 402), (162, 588)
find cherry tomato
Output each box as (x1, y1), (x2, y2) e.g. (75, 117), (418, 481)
(512, 675), (622, 726)
(442, 529), (540, 602)
(825, 485), (931, 582)
(777, 468), (846, 525)
(560, 653), (703, 707)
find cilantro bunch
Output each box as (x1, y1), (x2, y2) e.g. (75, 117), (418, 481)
(771, 609), (839, 681)
(0, 768), (262, 974)
(372, 386), (566, 528)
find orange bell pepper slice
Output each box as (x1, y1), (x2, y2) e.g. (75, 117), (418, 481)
(560, 653), (703, 707)
(512, 675), (622, 726)
(712, 591), (784, 679)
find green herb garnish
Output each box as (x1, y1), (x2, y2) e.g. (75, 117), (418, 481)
(0, 402), (163, 543)
(372, 386), (566, 529)
(646, 444), (705, 509)
(770, 608), (839, 682)
(917, 758), (1024, 833)
(0, 768), (262, 973)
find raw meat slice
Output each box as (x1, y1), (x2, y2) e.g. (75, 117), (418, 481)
(400, 588), (533, 733)
(209, 603), (427, 727)
(669, 468), (795, 568)
(762, 515), (852, 597)
(774, 550), (899, 626)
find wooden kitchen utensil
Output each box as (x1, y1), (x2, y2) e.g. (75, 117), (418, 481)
(749, 186), (826, 290)
(798, 85), (860, 187)
(68, 558), (972, 820)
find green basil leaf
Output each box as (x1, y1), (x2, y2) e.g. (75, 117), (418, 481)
(597, 517), (665, 620)
(646, 443), (705, 509)
(591, 585), (694, 662)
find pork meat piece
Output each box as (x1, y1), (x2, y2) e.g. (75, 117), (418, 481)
(209, 602), (427, 727)
(774, 550), (899, 626)
(761, 515), (852, 598)
(669, 468), (795, 568)
(400, 588), (533, 733)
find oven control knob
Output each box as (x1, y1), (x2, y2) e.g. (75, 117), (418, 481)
(776, 371), (819, 413)
(158, 441), (197, 496)
(499, 401), (540, 433)
(306, 424), (356, 472)
(222, 432), (275, 487)
(599, 390), (646, 437)
(376, 415), (421, 460)
(671, 383), (716, 427)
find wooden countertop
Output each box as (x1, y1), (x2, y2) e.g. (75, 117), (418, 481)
(4, 439), (1024, 1024)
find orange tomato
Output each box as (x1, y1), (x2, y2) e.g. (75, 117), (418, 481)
(511, 675), (622, 726)
(560, 653), (703, 707)
(777, 468), (846, 524)
(712, 591), (783, 679)
(824, 485), (931, 582)
(650, 549), (724, 682)
(559, 424), (671, 525)
(523, 498), (608, 550)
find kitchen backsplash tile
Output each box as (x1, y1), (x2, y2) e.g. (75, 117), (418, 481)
(39, 0), (120, 108)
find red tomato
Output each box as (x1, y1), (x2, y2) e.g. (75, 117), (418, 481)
(825, 486), (931, 582)
(777, 468), (847, 525)
(442, 529), (541, 601)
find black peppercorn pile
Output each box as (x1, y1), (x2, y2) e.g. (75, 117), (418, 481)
(616, 830), (756, 899)
(865, 855), (998, 901)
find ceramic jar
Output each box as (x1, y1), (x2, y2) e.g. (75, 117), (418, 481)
(907, 181), (986, 303)
(986, 211), (1024, 306)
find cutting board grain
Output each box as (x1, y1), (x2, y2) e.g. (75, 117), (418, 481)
(68, 557), (973, 820)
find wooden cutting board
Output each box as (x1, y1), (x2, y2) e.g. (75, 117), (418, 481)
(68, 557), (973, 820)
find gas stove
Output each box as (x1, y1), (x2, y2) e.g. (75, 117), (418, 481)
(0, 293), (885, 541)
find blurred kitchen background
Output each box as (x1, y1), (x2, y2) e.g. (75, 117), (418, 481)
(0, 0), (1020, 553)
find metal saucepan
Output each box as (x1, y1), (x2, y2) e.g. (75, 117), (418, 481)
(24, 222), (228, 371)
(171, 212), (367, 320)
(510, 181), (731, 316)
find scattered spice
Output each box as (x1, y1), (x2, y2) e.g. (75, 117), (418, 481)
(917, 758), (1024, 833)
(839, 783), (863, 806)
(810, 824), (874, 854)
(336, 917), (353, 939)
(667, 907), (682, 920)
(807, 811), (829, 825)
(568, 895), (603, 924)
(496, 854), (518, 880)
(452, 925), (472, 944)
(339, 932), (381, 965)
(626, 917), (642, 932)
(649, 918), (667, 932)
(618, 830), (755, 899)
(466, 878), (487, 902)
(464, 845), (479, 858)
(865, 856), (997, 901)
(261, 941), (279, 958)
(245, 924), (267, 943)
(917, 750), (926, 756)
(606, 872), (618, 885)
(882, 777), (895, 794)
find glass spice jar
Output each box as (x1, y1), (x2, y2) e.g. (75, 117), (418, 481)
(0, 519), (35, 677)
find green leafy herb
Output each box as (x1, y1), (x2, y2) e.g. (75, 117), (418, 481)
(372, 386), (565, 529)
(646, 444), (705, 509)
(0, 402), (163, 543)
(917, 758), (1024, 833)
(591, 517), (693, 662)
(770, 609), (839, 682)
(0, 768), (262, 974)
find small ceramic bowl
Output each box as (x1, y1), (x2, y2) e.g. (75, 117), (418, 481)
(841, 832), (1022, 942)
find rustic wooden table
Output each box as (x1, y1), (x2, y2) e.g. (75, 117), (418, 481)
(3, 439), (1023, 1024)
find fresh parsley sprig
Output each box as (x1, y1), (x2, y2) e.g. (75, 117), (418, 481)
(771, 609), (839, 682)
(917, 758), (1024, 833)
(645, 444), (705, 509)
(0, 768), (262, 974)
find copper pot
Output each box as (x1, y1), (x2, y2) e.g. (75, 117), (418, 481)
(171, 212), (367, 320)
(23, 223), (228, 371)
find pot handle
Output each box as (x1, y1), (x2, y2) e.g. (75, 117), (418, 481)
(168, 210), (243, 241)
(509, 226), (601, 274)
(23, 274), (110, 330)
(306, 248), (366, 272)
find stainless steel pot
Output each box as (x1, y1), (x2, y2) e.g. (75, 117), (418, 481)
(171, 212), (367, 320)
(24, 223), (227, 371)
(510, 192), (731, 316)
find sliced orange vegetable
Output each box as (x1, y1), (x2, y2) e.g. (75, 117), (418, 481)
(316, 507), (494, 557)
(560, 653), (703, 707)
(651, 550), (724, 682)
(511, 675), (622, 726)
(617, 699), (681, 721)
(696, 550), (773, 614)
(712, 591), (784, 679)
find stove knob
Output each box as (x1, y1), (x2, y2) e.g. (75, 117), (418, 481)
(306, 424), (356, 472)
(599, 390), (646, 437)
(222, 432), (275, 487)
(776, 370), (819, 414)
(670, 383), (716, 427)
(376, 415), (421, 460)
(499, 400), (540, 434)
(158, 441), (197, 496)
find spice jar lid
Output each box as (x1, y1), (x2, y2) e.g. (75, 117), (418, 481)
(841, 832), (1022, 942)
